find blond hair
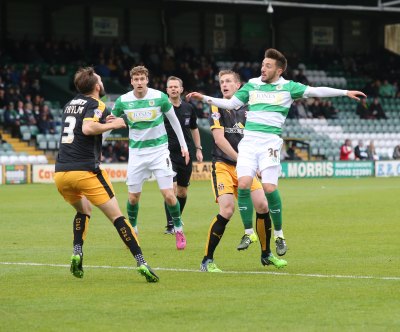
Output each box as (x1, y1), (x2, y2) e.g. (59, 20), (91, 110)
(129, 65), (149, 78)
(218, 70), (241, 82)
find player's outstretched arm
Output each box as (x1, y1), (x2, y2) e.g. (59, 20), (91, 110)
(165, 107), (189, 164)
(304, 86), (366, 101)
(186, 92), (204, 101)
(83, 118), (126, 136)
(346, 90), (366, 101)
(187, 92), (244, 110)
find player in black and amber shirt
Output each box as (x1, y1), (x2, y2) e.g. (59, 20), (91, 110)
(163, 76), (203, 234)
(54, 67), (159, 282)
(56, 95), (108, 172)
(199, 70), (287, 272)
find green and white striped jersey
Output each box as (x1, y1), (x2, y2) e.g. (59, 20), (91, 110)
(112, 88), (172, 155)
(235, 76), (307, 137)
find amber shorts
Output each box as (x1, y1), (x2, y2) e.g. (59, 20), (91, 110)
(210, 161), (262, 202)
(54, 169), (115, 206)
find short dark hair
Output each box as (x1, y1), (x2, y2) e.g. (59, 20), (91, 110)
(167, 76), (183, 87)
(74, 67), (98, 94)
(264, 48), (287, 72)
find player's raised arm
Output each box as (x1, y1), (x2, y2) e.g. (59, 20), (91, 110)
(186, 92), (244, 110)
(83, 117), (126, 136)
(346, 90), (367, 101)
(304, 86), (366, 101)
(165, 107), (190, 165)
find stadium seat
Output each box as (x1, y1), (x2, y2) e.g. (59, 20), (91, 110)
(28, 155), (38, 164)
(37, 155), (48, 164)
(18, 155), (29, 164)
(0, 155), (9, 164)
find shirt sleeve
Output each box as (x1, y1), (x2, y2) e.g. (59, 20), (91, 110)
(289, 81), (308, 100)
(161, 92), (173, 113)
(165, 107), (188, 150)
(233, 83), (251, 104)
(303, 86), (348, 98)
(189, 102), (198, 129)
(112, 97), (124, 117)
(209, 105), (224, 130)
(83, 99), (106, 122)
(202, 95), (244, 110)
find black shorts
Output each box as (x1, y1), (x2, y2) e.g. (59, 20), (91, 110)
(170, 152), (193, 187)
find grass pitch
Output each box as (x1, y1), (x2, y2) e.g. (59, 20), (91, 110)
(1, 177), (399, 331)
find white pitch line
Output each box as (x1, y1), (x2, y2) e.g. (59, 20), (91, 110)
(1, 261), (399, 281)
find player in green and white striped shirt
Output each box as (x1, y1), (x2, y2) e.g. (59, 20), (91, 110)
(112, 66), (189, 250)
(187, 48), (365, 260)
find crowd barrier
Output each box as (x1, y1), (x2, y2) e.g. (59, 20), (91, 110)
(0, 160), (400, 185)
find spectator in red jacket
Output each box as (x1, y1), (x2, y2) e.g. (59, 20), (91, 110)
(340, 139), (353, 160)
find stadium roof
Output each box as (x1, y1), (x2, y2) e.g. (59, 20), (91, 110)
(169, 0), (400, 12)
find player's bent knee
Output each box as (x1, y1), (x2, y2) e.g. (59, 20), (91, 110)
(238, 176), (253, 190)
(264, 184), (278, 193)
(128, 192), (140, 205)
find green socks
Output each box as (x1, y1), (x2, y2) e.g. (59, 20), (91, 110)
(166, 201), (182, 228)
(266, 189), (282, 231)
(238, 188), (253, 229)
(127, 201), (139, 228)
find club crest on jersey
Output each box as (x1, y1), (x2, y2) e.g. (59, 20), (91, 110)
(94, 109), (102, 118)
(211, 112), (221, 120)
(276, 84), (283, 90)
(253, 84), (260, 90)
(218, 183), (224, 191)
(149, 100), (155, 106)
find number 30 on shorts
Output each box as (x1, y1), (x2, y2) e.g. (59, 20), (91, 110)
(268, 148), (279, 158)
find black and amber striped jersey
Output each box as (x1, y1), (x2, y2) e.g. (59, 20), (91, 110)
(55, 94), (109, 172)
(208, 104), (247, 165)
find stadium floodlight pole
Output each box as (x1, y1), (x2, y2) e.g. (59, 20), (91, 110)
(265, 0), (275, 47)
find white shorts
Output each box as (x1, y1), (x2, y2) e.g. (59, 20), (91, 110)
(236, 134), (283, 183)
(127, 149), (175, 192)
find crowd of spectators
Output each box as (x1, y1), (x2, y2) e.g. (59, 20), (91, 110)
(356, 97), (387, 119)
(101, 141), (129, 163)
(1, 38), (400, 161)
(0, 63), (57, 138)
(340, 138), (386, 161)
(288, 98), (339, 120)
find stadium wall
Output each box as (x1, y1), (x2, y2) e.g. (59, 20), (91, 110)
(2, 161), (400, 185)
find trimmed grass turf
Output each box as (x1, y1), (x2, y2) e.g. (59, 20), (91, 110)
(1, 177), (399, 331)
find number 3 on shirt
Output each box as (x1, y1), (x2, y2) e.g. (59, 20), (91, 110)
(61, 116), (77, 144)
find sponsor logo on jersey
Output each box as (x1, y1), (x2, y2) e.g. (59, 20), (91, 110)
(248, 91), (285, 105)
(225, 123), (244, 134)
(94, 109), (102, 119)
(185, 118), (190, 126)
(127, 109), (157, 121)
(211, 112), (221, 120)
